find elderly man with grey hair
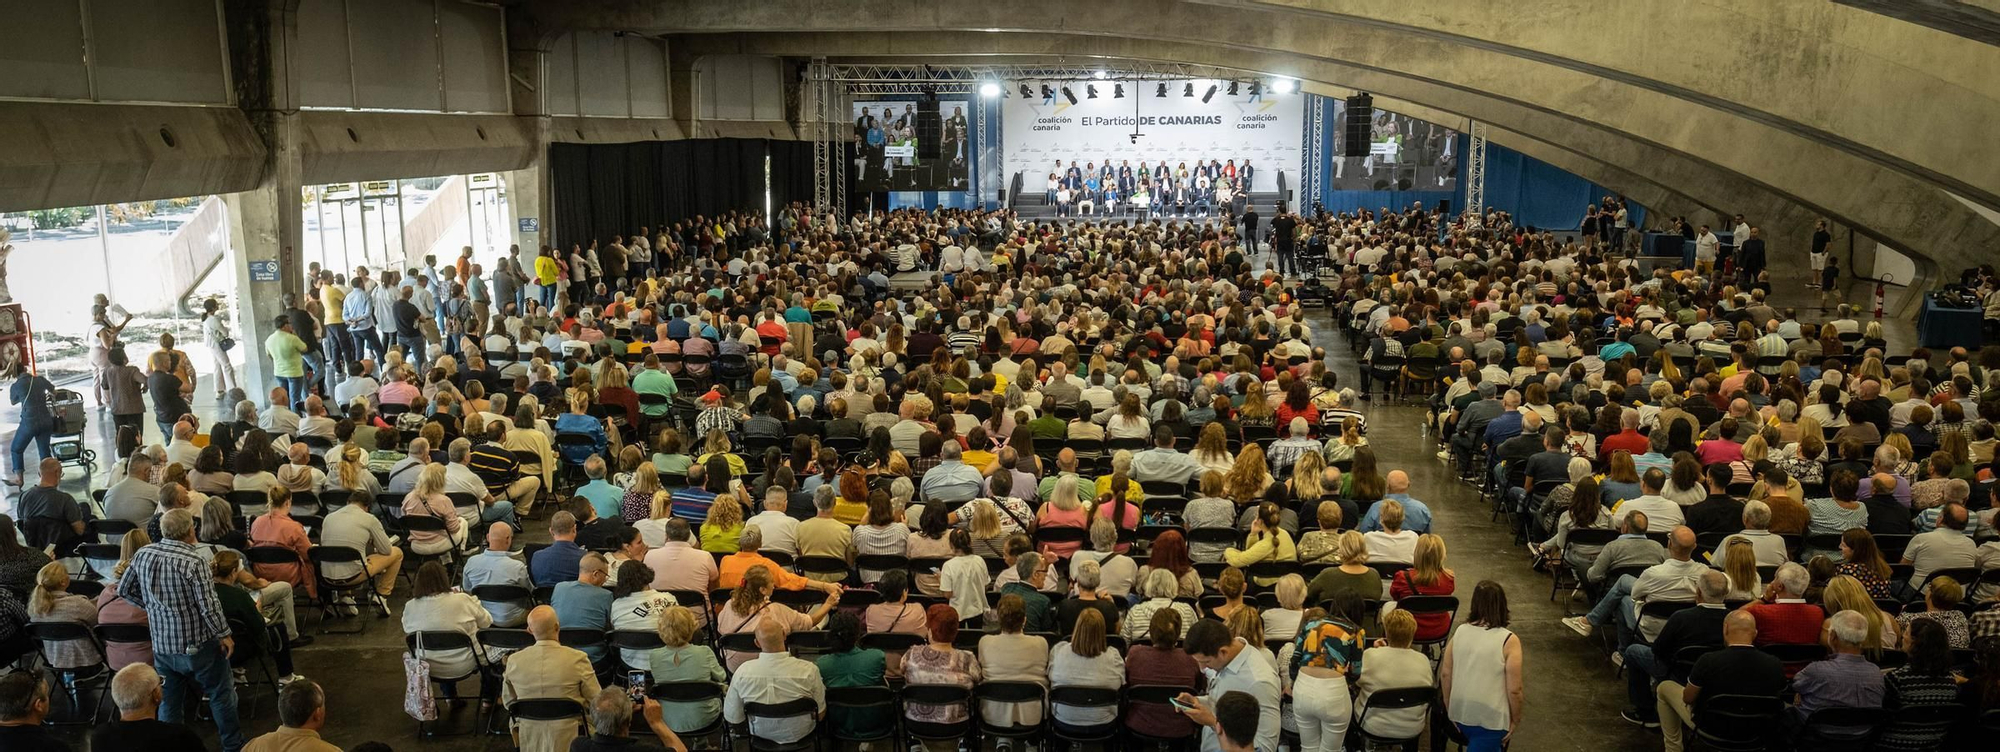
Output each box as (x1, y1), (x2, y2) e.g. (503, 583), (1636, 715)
(919, 441), (984, 504)
(746, 486), (802, 556)
(385, 436), (432, 494)
(795, 483), (854, 582)
(118, 507), (246, 751)
(445, 436), (518, 531)
(1736, 562), (1823, 648)
(579, 681), (687, 751)
(1709, 500), (1789, 570)
(1788, 609), (1885, 728)
(90, 663), (208, 751)
(722, 618), (823, 747)
(1618, 570), (1732, 727)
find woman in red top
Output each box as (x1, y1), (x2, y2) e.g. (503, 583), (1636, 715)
(595, 360), (642, 427)
(1274, 379), (1320, 429)
(248, 487), (317, 600)
(1389, 533), (1456, 642)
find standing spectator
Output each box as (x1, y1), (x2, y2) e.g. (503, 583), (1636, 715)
(117, 508), (245, 752)
(1440, 581), (1524, 752)
(91, 664), (208, 752)
(263, 315), (310, 413)
(5, 362), (56, 486)
(201, 297), (240, 397)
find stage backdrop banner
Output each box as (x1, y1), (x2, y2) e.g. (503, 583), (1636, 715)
(1002, 81), (1302, 193)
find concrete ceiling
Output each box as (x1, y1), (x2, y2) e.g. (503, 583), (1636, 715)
(504, 0), (2000, 287)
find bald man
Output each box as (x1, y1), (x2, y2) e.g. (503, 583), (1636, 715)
(1358, 470), (1431, 533)
(1655, 610), (1786, 751)
(722, 618), (824, 746)
(501, 606), (600, 751)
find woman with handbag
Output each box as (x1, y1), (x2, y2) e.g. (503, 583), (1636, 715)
(201, 297), (238, 397)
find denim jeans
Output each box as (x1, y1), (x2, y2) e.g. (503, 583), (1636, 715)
(349, 327), (383, 361)
(539, 283), (557, 309)
(1586, 574), (1640, 649)
(398, 334), (427, 368)
(9, 422), (51, 478)
(158, 638), (246, 752)
(480, 499), (519, 531)
(1623, 642), (1666, 720)
(276, 375), (309, 413)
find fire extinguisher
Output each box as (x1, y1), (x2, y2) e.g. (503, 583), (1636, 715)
(1873, 276), (1889, 319)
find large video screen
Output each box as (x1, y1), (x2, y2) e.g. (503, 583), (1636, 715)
(1330, 103), (1458, 192)
(852, 100), (972, 192)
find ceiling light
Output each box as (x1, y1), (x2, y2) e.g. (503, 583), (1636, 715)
(1086, 85), (1098, 99)
(1061, 86), (1078, 105)
(1156, 83), (1168, 97)
(979, 82), (1001, 98)
(1093, 70), (1107, 80)
(1019, 84), (1033, 98)
(1228, 81), (1240, 96)
(1271, 79), (1295, 94)
(1184, 83), (1194, 97)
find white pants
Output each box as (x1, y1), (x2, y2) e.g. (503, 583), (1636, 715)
(1292, 671), (1353, 752)
(255, 580), (298, 639)
(209, 343), (238, 395)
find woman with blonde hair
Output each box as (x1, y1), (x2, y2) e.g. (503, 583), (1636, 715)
(95, 529), (153, 669)
(1035, 474), (1090, 559)
(716, 564), (838, 671)
(327, 443), (381, 499)
(1777, 417), (1827, 484)
(698, 492), (745, 554)
(1721, 539), (1762, 600)
(402, 463), (466, 555)
(1224, 444), (1273, 502)
(695, 429), (746, 477)
(27, 560), (100, 670)
(1390, 534), (1457, 643)
(619, 462), (665, 524)
(1210, 567), (1251, 623)
(1191, 422), (1235, 476)
(1821, 575), (1900, 653)
(631, 483), (677, 548)
(1265, 574), (1310, 641)
(1307, 531), (1380, 604)
(1323, 415), (1368, 463)
(1225, 502), (1298, 585)
(1237, 380), (1276, 433)
(644, 605), (726, 734)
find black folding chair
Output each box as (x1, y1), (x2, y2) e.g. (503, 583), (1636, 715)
(824, 685), (900, 745)
(975, 681), (1046, 742)
(738, 697), (820, 751)
(406, 631), (492, 737)
(24, 622), (109, 723)
(649, 681), (729, 746)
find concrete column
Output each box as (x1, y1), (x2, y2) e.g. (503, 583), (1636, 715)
(223, 111), (304, 397)
(222, 0), (306, 399)
(669, 43), (700, 138)
(506, 145), (550, 262)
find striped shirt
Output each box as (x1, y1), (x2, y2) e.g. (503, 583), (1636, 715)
(118, 539), (231, 655)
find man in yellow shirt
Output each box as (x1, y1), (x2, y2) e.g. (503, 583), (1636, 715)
(533, 247), (561, 310)
(317, 271), (348, 386)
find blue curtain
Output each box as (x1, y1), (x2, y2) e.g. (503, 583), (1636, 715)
(1457, 137), (1647, 231)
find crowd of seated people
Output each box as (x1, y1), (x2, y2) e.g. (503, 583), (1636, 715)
(7, 200), (2000, 752)
(1045, 157), (1259, 218)
(1382, 204), (2000, 747)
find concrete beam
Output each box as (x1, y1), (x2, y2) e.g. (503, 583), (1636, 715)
(296, 111), (537, 185)
(0, 102), (265, 212)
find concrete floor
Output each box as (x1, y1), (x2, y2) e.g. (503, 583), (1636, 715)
(5, 285), (1917, 751)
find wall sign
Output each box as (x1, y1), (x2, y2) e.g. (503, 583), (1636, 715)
(248, 260), (280, 282)
(518, 217), (539, 233)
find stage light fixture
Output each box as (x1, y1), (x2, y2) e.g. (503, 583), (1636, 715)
(1061, 86), (1078, 105)
(1248, 81), (1262, 97)
(1271, 78), (1295, 94)
(1202, 84), (1217, 103)
(1093, 70), (1107, 80)
(1184, 83), (1194, 97)
(1113, 84), (1125, 98)
(1019, 84), (1033, 98)
(1156, 83), (1168, 97)
(1228, 81), (1240, 96)
(1041, 84), (1054, 100)
(1086, 85), (1098, 99)
(979, 82), (1001, 98)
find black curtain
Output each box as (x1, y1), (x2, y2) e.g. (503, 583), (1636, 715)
(548, 137), (807, 251)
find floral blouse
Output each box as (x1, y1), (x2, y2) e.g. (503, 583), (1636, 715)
(900, 644), (982, 724)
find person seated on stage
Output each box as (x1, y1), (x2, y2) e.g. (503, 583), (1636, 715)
(1077, 187), (1096, 216)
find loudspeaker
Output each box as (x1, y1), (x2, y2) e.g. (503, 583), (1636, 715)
(916, 99), (942, 160)
(1436, 199), (1451, 215)
(1343, 94), (1372, 158)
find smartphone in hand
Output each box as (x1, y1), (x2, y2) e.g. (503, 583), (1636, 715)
(627, 670), (651, 703)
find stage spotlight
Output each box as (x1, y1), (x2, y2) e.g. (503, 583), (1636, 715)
(1248, 81), (1262, 97)
(1062, 86), (1078, 105)
(1019, 84), (1033, 98)
(1086, 85), (1098, 99)
(1202, 84), (1217, 103)
(1113, 84), (1125, 98)
(1228, 81), (1240, 96)
(1156, 82), (1168, 97)
(1093, 70), (1107, 80)
(1184, 82), (1194, 97)
(1040, 84), (1054, 100)
(979, 82), (1001, 98)
(1271, 78), (1295, 94)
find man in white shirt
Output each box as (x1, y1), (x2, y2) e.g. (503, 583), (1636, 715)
(1180, 619), (1281, 752)
(1902, 504), (1978, 583)
(1707, 501), (1788, 570)
(445, 438), (518, 532)
(1612, 469), (1686, 531)
(259, 386), (301, 436)
(723, 619), (824, 746)
(1361, 499), (1421, 564)
(164, 420), (201, 471)
(746, 487), (801, 556)
(320, 488), (405, 604)
(295, 396), (338, 439)
(1626, 527), (1709, 644)
(1693, 226), (1719, 275)
(1131, 426), (1205, 486)
(331, 360), (380, 407)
